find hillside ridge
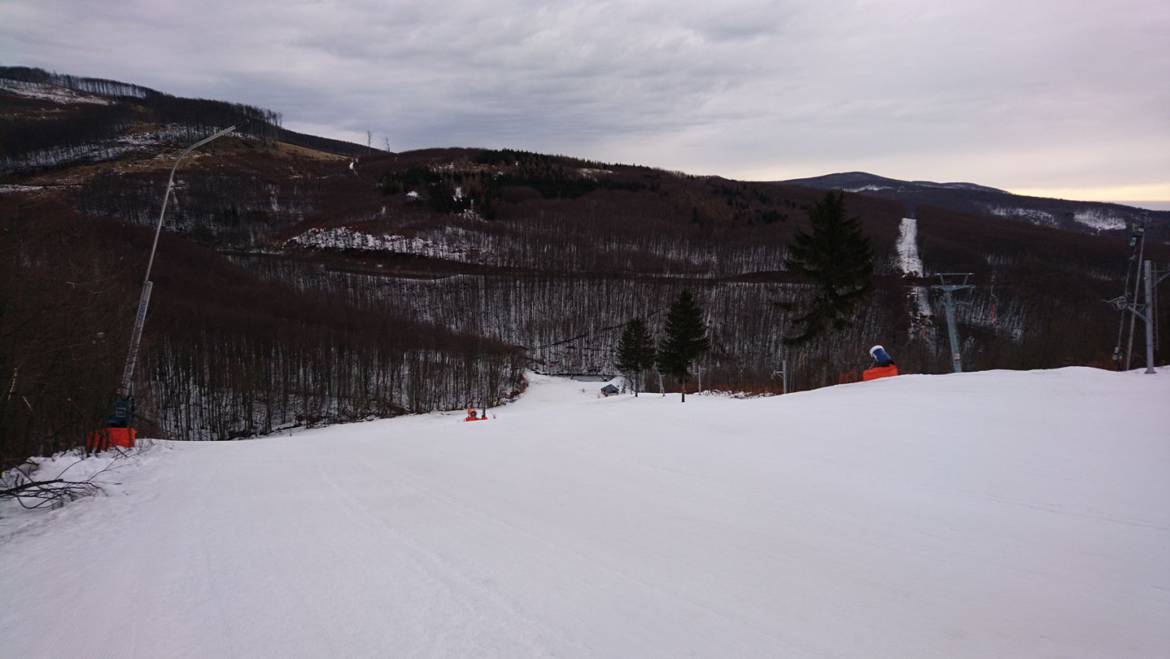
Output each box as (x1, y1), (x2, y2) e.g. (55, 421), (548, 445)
(2, 66), (1167, 453)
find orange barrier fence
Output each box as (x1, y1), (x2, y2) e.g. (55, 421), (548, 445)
(86, 427), (137, 452)
(862, 365), (899, 381)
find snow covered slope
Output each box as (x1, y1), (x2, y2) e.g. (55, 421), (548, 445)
(2, 369), (1168, 658)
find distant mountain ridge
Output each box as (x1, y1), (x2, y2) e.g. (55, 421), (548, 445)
(781, 171), (1169, 238)
(785, 171), (1007, 195)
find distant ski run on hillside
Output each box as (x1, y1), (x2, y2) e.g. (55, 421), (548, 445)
(895, 216), (923, 277)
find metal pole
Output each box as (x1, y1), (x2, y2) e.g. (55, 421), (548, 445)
(932, 273), (973, 374)
(1153, 264), (1160, 349)
(1125, 230), (1147, 370)
(118, 281), (152, 397)
(941, 289), (962, 373)
(1145, 260), (1157, 374)
(1157, 264), (1170, 352)
(116, 126), (236, 400)
(1112, 226), (1144, 369)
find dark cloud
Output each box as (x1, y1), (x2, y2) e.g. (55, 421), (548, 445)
(2, 0), (1167, 198)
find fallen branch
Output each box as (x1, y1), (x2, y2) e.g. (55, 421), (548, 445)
(0, 479), (67, 497)
(3, 478), (103, 509)
(1, 457), (111, 510)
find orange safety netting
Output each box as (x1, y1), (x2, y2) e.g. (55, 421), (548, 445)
(85, 427), (137, 452)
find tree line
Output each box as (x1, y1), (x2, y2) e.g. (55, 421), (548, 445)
(616, 290), (711, 401)
(1, 66), (153, 98)
(1, 67), (281, 174)
(0, 205), (525, 469)
(614, 192), (873, 400)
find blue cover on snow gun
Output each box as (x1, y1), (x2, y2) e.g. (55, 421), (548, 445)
(869, 345), (895, 366)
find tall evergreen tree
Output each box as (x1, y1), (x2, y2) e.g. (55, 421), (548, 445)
(782, 191), (874, 345)
(615, 318), (655, 396)
(656, 290), (710, 402)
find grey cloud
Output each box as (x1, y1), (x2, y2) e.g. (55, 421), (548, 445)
(1, 0), (1167, 194)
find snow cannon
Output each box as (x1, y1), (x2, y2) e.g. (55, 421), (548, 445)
(869, 345), (895, 366)
(87, 395), (137, 452)
(862, 345), (899, 381)
(464, 408), (489, 422)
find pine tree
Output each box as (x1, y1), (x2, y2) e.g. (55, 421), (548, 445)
(615, 318), (655, 396)
(782, 191), (874, 345)
(656, 290), (710, 402)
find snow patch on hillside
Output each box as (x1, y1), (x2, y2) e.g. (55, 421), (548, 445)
(1073, 209), (1127, 231)
(286, 226), (480, 262)
(846, 184), (890, 192)
(910, 285), (932, 316)
(0, 184), (44, 193)
(577, 167), (613, 179)
(0, 79), (111, 105)
(117, 124), (223, 147)
(2, 124), (238, 172)
(986, 205), (1058, 226)
(935, 181), (999, 192)
(1, 144), (138, 171)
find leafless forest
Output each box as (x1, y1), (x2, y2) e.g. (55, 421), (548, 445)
(2, 67), (1167, 468)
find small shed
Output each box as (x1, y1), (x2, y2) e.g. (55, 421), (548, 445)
(600, 383), (620, 397)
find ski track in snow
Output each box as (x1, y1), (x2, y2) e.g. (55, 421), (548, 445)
(2, 369), (1169, 658)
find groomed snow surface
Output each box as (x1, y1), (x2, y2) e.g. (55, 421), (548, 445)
(2, 368), (1168, 658)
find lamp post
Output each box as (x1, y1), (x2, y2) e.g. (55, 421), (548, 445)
(111, 126), (236, 426)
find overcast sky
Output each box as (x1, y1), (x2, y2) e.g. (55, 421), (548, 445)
(3, 0), (1168, 205)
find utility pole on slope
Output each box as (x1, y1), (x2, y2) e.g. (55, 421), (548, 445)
(772, 350), (790, 394)
(114, 126), (236, 424)
(932, 273), (974, 373)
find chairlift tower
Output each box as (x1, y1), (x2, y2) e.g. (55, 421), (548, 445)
(1107, 259), (1168, 375)
(932, 273), (974, 373)
(1110, 225), (1146, 369)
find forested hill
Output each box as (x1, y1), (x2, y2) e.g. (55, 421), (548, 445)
(2, 67), (1167, 466)
(0, 66), (379, 165)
